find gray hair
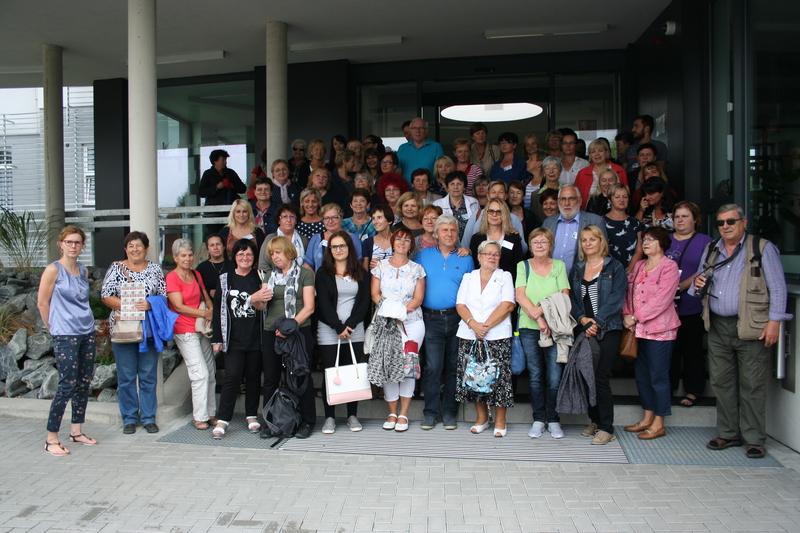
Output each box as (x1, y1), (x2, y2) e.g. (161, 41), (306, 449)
(434, 214), (458, 234)
(542, 155), (562, 171)
(716, 203), (745, 219)
(477, 240), (501, 255)
(171, 238), (194, 258)
(291, 138), (306, 149)
(559, 184), (582, 201)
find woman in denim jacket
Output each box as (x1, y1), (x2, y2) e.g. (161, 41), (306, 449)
(623, 226), (680, 440)
(569, 225), (627, 445)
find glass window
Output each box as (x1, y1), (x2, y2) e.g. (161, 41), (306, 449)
(554, 73), (619, 157)
(359, 83), (417, 152)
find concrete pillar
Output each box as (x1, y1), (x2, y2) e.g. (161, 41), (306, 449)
(127, 0), (159, 262)
(265, 21), (288, 166)
(43, 44), (65, 262)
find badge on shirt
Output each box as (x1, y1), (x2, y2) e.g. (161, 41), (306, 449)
(321, 239), (328, 247)
(501, 240), (514, 250)
(572, 232), (578, 239)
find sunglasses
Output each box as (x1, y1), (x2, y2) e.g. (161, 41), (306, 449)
(716, 218), (742, 227)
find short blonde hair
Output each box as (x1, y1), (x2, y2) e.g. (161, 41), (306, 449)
(320, 203), (343, 218)
(396, 192), (421, 214)
(588, 139), (610, 160)
(577, 225), (609, 261)
(267, 236), (298, 262)
(527, 227), (554, 258)
(227, 199), (256, 232)
(299, 188), (321, 216)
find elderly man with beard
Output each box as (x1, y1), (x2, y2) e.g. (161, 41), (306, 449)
(542, 185), (606, 275)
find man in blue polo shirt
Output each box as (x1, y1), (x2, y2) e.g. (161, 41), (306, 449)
(397, 117), (444, 184)
(417, 214), (473, 430)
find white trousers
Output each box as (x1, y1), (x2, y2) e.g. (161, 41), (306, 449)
(383, 318), (425, 401)
(174, 333), (217, 421)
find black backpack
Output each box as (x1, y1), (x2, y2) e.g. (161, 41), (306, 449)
(262, 387), (301, 437)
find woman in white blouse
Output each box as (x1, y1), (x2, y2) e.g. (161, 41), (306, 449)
(455, 240), (516, 437)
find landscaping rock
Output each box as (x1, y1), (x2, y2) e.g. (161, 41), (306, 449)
(22, 387), (41, 399)
(38, 367), (59, 399)
(0, 349), (19, 380)
(91, 267), (107, 281)
(25, 291), (37, 313)
(23, 355), (55, 371)
(22, 365), (50, 389)
(0, 272), (8, 283)
(6, 277), (30, 288)
(5, 371), (29, 397)
(14, 271), (29, 281)
(96, 388), (117, 402)
(162, 348), (179, 380)
(26, 332), (52, 360)
(6, 328), (27, 361)
(0, 284), (20, 302)
(2, 293), (28, 314)
(91, 363), (116, 390)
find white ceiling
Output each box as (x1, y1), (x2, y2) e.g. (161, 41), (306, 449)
(0, 0), (670, 88)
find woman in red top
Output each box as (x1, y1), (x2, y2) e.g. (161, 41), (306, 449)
(575, 139), (628, 209)
(166, 239), (216, 430)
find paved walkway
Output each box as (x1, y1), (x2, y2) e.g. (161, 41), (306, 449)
(2, 415), (800, 533)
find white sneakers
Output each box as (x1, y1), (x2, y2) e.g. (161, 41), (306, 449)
(528, 421), (565, 439)
(321, 417), (336, 434)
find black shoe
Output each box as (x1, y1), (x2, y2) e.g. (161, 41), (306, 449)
(123, 424), (136, 434)
(294, 423), (312, 439)
(260, 426), (273, 439)
(143, 423), (159, 434)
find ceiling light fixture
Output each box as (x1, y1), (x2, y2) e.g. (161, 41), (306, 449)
(441, 103), (543, 123)
(484, 23), (608, 40)
(156, 50), (226, 65)
(290, 35), (403, 52)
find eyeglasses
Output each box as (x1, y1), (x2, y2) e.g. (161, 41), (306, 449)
(716, 218), (742, 227)
(486, 209), (502, 216)
(480, 252), (501, 258)
(62, 240), (83, 246)
(559, 196), (579, 203)
(531, 240), (549, 247)
(642, 237), (657, 243)
(394, 237), (412, 244)
(323, 216), (341, 222)
(330, 244), (348, 251)
(422, 216), (438, 222)
(236, 252), (254, 258)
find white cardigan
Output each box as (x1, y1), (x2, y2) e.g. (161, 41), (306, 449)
(455, 269), (515, 341)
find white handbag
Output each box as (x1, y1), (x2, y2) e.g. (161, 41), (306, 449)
(325, 339), (373, 406)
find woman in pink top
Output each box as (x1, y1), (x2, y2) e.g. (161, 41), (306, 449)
(622, 227), (680, 441)
(166, 239), (217, 430)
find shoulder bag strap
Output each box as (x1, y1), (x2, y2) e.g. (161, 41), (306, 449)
(192, 269), (211, 306)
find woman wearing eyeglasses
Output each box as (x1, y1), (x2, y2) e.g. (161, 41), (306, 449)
(468, 199), (523, 282)
(303, 204), (362, 272)
(456, 240), (515, 437)
(623, 227), (680, 440)
(261, 205), (308, 271)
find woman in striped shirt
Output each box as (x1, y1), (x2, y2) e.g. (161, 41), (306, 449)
(569, 225), (627, 445)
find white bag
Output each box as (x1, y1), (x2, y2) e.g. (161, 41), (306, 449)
(377, 299), (407, 321)
(325, 339), (373, 406)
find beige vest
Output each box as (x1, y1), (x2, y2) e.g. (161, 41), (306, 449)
(701, 234), (770, 340)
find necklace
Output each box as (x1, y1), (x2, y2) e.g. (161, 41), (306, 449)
(209, 260), (225, 275)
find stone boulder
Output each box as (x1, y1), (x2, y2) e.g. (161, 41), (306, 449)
(0, 349), (19, 381)
(91, 267), (107, 281)
(23, 355), (55, 371)
(14, 271), (29, 281)
(22, 365), (52, 389)
(26, 332), (52, 360)
(90, 363), (116, 390)
(24, 291), (37, 314)
(96, 388), (117, 402)
(6, 328), (27, 361)
(161, 348), (181, 380)
(38, 367), (59, 399)
(2, 293), (28, 314)
(22, 387), (41, 399)
(5, 371), (29, 397)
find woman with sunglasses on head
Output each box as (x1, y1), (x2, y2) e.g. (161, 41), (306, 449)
(635, 177), (675, 231)
(468, 199), (523, 283)
(623, 227), (680, 440)
(218, 200), (266, 261)
(38, 226), (97, 456)
(296, 188), (324, 240)
(666, 201), (712, 408)
(604, 184), (645, 273)
(316, 231), (372, 435)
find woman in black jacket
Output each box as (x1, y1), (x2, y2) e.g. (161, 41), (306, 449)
(569, 225), (626, 445)
(315, 230), (372, 435)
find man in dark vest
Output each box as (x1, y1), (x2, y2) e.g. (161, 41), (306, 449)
(692, 203), (791, 459)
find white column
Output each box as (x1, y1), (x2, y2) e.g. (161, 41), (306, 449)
(43, 44), (64, 262)
(128, 0), (158, 262)
(265, 21), (288, 166)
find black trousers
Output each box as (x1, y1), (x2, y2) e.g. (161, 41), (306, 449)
(318, 341), (366, 418)
(670, 313), (706, 396)
(261, 328), (316, 426)
(216, 347), (262, 422)
(588, 330), (621, 434)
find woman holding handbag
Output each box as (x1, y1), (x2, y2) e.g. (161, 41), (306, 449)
(623, 226), (680, 440)
(101, 231), (166, 434)
(165, 239), (217, 430)
(315, 231), (372, 434)
(370, 228), (426, 432)
(455, 240), (515, 437)
(569, 226), (626, 445)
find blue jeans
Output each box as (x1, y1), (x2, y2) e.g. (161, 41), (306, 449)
(47, 334), (96, 432)
(519, 328), (562, 423)
(422, 311), (461, 422)
(635, 339), (674, 417)
(112, 341), (159, 425)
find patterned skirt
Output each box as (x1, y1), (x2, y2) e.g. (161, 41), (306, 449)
(455, 337), (513, 407)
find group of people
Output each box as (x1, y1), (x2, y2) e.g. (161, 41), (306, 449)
(39, 116), (789, 462)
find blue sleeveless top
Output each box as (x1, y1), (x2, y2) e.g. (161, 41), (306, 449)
(48, 261), (95, 336)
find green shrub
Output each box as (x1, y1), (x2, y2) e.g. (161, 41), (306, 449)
(89, 294), (110, 320)
(0, 208), (48, 271)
